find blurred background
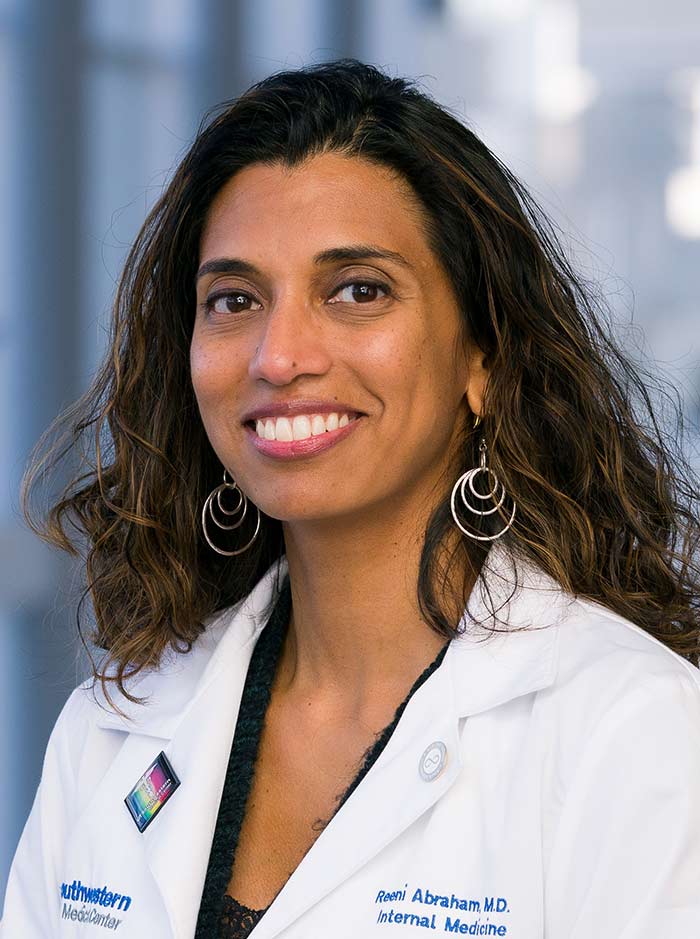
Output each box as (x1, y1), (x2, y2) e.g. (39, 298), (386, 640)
(1, 0), (699, 906)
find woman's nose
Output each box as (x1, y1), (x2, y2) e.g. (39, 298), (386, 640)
(248, 298), (332, 385)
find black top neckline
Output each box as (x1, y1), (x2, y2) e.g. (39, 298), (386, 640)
(194, 572), (450, 938)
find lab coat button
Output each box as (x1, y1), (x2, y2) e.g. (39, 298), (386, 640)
(419, 740), (447, 781)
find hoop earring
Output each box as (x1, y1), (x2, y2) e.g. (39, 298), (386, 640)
(450, 438), (516, 542)
(201, 469), (261, 556)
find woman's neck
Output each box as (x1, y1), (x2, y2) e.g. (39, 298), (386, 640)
(275, 499), (474, 723)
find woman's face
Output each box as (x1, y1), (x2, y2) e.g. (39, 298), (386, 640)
(191, 152), (486, 525)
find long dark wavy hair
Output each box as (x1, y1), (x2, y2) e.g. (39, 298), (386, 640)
(21, 58), (700, 707)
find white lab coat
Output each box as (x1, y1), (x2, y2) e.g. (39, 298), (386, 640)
(3, 542), (700, 938)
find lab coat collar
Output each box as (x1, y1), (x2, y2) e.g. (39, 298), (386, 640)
(90, 557), (287, 737)
(449, 540), (569, 715)
(91, 540), (568, 735)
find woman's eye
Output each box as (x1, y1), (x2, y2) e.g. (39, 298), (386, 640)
(329, 280), (391, 305)
(202, 291), (262, 316)
(201, 279), (391, 317)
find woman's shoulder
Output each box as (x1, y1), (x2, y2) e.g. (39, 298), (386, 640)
(464, 542), (700, 752)
(556, 591), (700, 699)
(466, 544), (700, 699)
(482, 543), (700, 694)
(536, 589), (700, 785)
(474, 554), (700, 805)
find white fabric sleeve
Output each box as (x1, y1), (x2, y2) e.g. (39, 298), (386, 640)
(545, 669), (700, 939)
(0, 686), (89, 938)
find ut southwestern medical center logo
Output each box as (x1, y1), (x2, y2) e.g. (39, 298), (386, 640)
(59, 878), (132, 931)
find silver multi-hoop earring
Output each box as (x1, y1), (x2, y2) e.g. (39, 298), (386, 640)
(201, 468), (261, 556)
(450, 437), (516, 541)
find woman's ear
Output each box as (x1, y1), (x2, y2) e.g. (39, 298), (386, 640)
(464, 345), (490, 419)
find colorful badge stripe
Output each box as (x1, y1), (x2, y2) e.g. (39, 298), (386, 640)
(124, 751), (180, 833)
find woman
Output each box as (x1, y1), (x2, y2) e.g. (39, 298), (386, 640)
(2, 58), (700, 939)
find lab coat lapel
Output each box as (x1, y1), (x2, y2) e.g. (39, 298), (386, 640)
(140, 650), (253, 939)
(86, 559), (287, 939)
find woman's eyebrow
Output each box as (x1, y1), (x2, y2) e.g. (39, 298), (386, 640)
(195, 244), (414, 283)
(313, 244), (414, 271)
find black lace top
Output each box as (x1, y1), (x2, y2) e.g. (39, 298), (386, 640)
(194, 573), (450, 939)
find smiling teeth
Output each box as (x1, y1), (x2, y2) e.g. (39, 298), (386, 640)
(255, 413), (354, 441)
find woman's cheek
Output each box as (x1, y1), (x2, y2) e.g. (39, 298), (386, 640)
(191, 343), (234, 404)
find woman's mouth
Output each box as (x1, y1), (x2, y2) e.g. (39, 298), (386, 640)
(244, 411), (364, 461)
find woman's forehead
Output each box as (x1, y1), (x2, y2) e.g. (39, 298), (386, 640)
(198, 154), (434, 277)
